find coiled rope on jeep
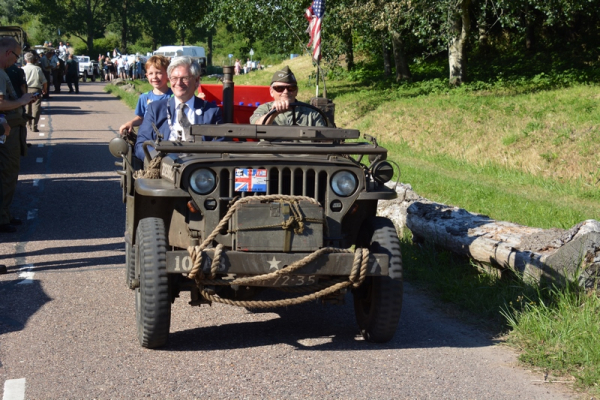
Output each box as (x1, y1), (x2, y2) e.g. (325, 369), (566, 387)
(186, 195), (370, 309)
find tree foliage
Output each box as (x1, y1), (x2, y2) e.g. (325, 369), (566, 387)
(23, 0), (117, 54)
(9, 0), (600, 84)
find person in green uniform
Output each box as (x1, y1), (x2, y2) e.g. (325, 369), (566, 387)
(250, 66), (325, 126)
(65, 54), (79, 93)
(0, 37), (38, 233)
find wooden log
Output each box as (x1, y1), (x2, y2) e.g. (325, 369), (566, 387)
(377, 183), (600, 288)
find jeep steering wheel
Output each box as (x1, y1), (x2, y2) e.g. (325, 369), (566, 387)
(261, 102), (330, 127)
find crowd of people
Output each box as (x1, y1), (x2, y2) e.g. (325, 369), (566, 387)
(0, 37), (87, 240)
(99, 51), (146, 82)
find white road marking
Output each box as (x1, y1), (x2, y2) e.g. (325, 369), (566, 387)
(39, 133), (44, 137)
(3, 378), (25, 400)
(41, 117), (45, 120)
(27, 209), (38, 220)
(33, 179), (40, 187)
(40, 124), (45, 127)
(17, 265), (35, 284)
(36, 158), (43, 163)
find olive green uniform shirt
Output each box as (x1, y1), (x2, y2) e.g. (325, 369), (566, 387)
(0, 69), (22, 119)
(250, 101), (326, 126)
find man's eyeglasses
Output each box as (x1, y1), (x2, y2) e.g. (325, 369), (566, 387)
(169, 76), (192, 84)
(10, 50), (20, 59)
(272, 85), (298, 93)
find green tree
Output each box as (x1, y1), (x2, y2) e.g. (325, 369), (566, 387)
(137, 1), (177, 50)
(220, 0), (308, 55)
(23, 0), (117, 55)
(341, 0), (413, 81)
(0, 0), (26, 25)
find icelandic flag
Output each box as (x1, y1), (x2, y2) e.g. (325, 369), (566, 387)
(235, 169), (267, 192)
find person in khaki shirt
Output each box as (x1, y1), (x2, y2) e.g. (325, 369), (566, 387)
(22, 52), (47, 132)
(0, 37), (38, 233)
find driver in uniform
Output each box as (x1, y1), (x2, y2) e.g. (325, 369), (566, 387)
(250, 66), (325, 126)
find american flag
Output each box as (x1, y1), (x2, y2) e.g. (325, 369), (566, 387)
(305, 0), (326, 62)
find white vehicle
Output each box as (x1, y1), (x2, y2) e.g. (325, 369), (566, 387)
(153, 45), (207, 74)
(75, 55), (100, 82)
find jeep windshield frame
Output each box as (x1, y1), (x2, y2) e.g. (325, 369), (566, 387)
(146, 123), (387, 156)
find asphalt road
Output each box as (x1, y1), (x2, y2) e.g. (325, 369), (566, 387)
(0, 81), (575, 399)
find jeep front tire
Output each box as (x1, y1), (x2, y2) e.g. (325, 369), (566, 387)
(135, 217), (171, 348)
(353, 217), (403, 343)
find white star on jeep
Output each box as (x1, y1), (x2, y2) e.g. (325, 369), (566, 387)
(267, 256), (281, 271)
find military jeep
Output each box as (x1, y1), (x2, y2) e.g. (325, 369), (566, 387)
(110, 94), (403, 350)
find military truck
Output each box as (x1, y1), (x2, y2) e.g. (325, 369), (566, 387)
(109, 67), (403, 349)
(0, 26), (29, 65)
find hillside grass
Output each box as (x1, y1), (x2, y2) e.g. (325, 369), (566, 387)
(106, 56), (600, 395)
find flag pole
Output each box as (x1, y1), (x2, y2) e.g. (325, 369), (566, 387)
(316, 63), (319, 97)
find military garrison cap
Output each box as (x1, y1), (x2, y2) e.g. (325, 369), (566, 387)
(271, 66), (297, 85)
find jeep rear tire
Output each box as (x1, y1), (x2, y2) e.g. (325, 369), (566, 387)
(353, 217), (403, 343)
(135, 217), (171, 348)
(91, 72), (96, 82)
(83, 71), (87, 82)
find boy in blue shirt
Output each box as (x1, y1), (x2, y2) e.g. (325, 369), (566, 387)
(119, 55), (172, 135)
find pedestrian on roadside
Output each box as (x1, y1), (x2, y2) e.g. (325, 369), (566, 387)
(65, 54), (79, 94)
(22, 52), (47, 132)
(134, 57), (143, 80)
(58, 41), (67, 61)
(106, 56), (115, 81)
(234, 59), (241, 75)
(39, 50), (53, 98)
(0, 37), (38, 233)
(117, 56), (125, 80)
(98, 55), (105, 81)
(50, 50), (61, 93)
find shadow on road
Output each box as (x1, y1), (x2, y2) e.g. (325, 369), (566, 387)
(0, 279), (52, 338)
(0, 243), (124, 273)
(163, 286), (496, 352)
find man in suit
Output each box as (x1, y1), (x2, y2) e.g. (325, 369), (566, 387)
(134, 56), (223, 161)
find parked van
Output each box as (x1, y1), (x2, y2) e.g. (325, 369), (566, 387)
(153, 45), (207, 75)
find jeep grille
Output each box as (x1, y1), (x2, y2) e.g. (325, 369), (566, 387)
(217, 166), (330, 204)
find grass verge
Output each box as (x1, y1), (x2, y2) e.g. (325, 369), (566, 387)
(104, 82), (142, 109)
(502, 285), (600, 391)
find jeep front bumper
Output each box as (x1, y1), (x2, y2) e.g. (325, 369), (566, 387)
(166, 250), (389, 277)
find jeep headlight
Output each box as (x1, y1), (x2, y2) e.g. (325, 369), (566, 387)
(331, 171), (357, 197)
(189, 168), (216, 194)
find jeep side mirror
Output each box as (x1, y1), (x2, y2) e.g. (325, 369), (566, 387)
(109, 137), (130, 158)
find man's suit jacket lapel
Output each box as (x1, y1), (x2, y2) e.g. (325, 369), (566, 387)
(159, 97), (177, 139)
(168, 97), (177, 123)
